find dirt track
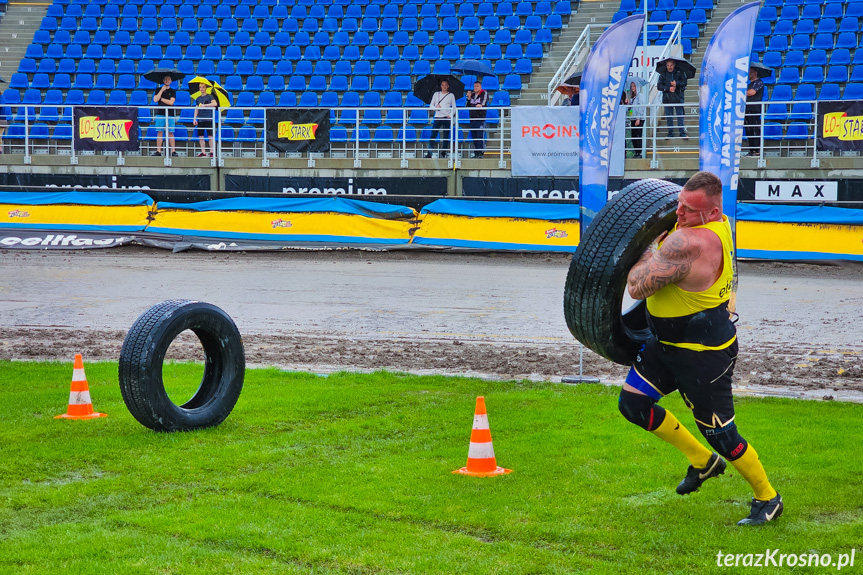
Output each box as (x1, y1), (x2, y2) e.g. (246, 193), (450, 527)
(2, 248), (862, 401)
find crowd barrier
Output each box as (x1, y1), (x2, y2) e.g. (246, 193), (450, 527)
(0, 99), (853, 168)
(0, 191), (861, 260)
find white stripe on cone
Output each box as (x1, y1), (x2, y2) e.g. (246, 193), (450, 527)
(69, 390), (93, 405)
(72, 368), (86, 382)
(467, 441), (496, 460)
(472, 414), (489, 429)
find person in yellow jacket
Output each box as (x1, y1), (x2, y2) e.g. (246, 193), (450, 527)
(622, 170), (782, 526)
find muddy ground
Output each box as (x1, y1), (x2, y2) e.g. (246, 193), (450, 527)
(1, 249), (862, 401)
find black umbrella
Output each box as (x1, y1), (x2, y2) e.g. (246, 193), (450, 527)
(143, 68), (184, 84)
(451, 59), (495, 77)
(0, 75), (5, 83)
(655, 57), (696, 79)
(750, 62), (774, 78)
(413, 74), (465, 104)
(559, 72), (581, 88)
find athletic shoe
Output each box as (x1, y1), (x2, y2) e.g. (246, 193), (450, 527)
(151, 152), (161, 156)
(737, 492), (783, 526)
(197, 152), (208, 157)
(681, 128), (688, 137)
(676, 452), (727, 495)
(171, 151), (178, 157)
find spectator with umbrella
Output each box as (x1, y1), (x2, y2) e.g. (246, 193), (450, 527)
(414, 74), (463, 158)
(656, 57), (694, 138)
(557, 73), (581, 107)
(193, 83), (218, 157)
(745, 63), (771, 156)
(453, 61), (494, 159)
(146, 68), (184, 156)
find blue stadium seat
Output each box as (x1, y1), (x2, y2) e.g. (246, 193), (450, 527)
(86, 90), (106, 105)
(819, 83), (841, 100)
(776, 67), (800, 84)
(826, 65), (848, 83)
(763, 123), (783, 141)
(800, 66), (823, 83)
(789, 102), (813, 121)
(762, 51), (782, 69)
(773, 20), (793, 36)
(22, 88), (42, 103)
(53, 74), (73, 90)
(812, 33), (834, 50)
(785, 123), (811, 141)
(836, 32), (857, 50)
(844, 83), (863, 100)
(804, 49), (826, 67)
(256, 91), (276, 107)
(767, 35), (789, 51)
(61, 88), (85, 107)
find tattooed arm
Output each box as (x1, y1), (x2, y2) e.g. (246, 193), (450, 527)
(627, 229), (702, 300)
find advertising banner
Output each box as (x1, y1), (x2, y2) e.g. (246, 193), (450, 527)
(579, 13), (646, 235)
(629, 44), (682, 79)
(511, 107), (580, 177)
(463, 177), (580, 199)
(817, 100), (863, 153)
(0, 172), (211, 191)
(72, 106), (138, 152)
(698, 2), (760, 234)
(225, 175), (447, 197)
(753, 180), (838, 202)
(265, 108), (330, 153)
(0, 231), (134, 250)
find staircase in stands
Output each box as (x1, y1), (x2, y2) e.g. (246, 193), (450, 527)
(517, 0), (614, 105)
(0, 0), (47, 87)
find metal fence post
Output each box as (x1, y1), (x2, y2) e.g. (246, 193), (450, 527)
(758, 101), (766, 168)
(400, 112), (408, 167)
(24, 106), (31, 164)
(70, 105), (78, 165)
(498, 108), (506, 169)
(810, 99), (820, 168)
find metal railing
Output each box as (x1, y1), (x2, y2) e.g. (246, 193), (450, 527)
(0, 100), (837, 169)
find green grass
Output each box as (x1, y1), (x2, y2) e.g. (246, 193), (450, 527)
(1, 360), (861, 574)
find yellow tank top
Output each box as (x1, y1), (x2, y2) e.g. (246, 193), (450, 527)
(646, 216), (736, 351)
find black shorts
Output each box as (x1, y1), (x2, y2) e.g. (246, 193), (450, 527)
(196, 120), (212, 134)
(625, 337), (739, 430)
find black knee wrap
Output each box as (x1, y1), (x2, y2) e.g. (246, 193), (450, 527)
(699, 422), (749, 461)
(618, 390), (666, 431)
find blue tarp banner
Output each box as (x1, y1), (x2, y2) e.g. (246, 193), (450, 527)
(157, 196), (416, 219)
(738, 203), (863, 225)
(578, 13), (646, 236)
(0, 191), (154, 206)
(698, 2), (760, 237)
(420, 199), (579, 220)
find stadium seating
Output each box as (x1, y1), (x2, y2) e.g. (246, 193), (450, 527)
(10, 0), (571, 146)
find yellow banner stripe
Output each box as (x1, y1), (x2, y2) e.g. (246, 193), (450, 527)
(150, 209), (414, 240)
(738, 220), (863, 256)
(0, 204), (151, 228)
(416, 213), (580, 247)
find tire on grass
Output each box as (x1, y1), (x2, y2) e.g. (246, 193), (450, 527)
(119, 300), (245, 432)
(563, 179), (682, 366)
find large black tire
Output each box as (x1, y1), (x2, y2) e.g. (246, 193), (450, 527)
(564, 179), (682, 366)
(119, 300), (245, 431)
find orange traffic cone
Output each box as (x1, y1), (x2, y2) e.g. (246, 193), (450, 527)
(453, 396), (511, 477)
(55, 354), (107, 420)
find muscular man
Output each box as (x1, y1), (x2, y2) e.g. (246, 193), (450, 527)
(621, 171), (782, 526)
